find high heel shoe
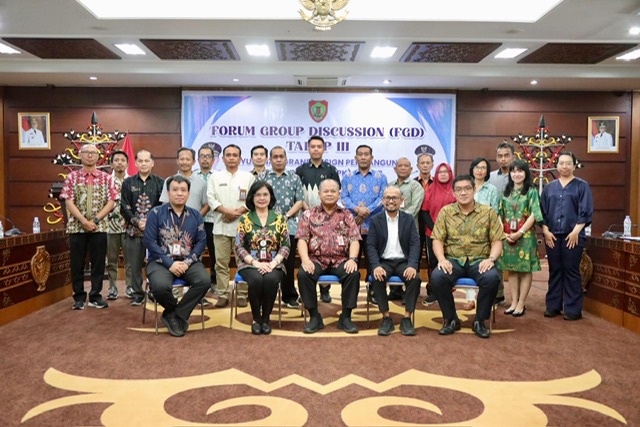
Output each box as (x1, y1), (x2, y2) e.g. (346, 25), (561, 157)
(504, 307), (516, 315)
(512, 306), (526, 317)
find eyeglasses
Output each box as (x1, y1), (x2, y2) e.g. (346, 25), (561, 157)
(474, 165), (487, 170)
(199, 154), (213, 159)
(453, 186), (474, 194)
(383, 196), (401, 201)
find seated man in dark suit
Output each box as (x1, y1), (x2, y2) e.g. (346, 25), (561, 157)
(367, 186), (421, 336)
(143, 175), (210, 337)
(430, 174), (503, 339)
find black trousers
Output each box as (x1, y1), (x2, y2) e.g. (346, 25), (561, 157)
(281, 235), (299, 303)
(298, 261), (360, 311)
(125, 235), (146, 297)
(70, 232), (107, 303)
(372, 259), (421, 313)
(147, 261), (210, 323)
(430, 259), (500, 322)
(204, 221), (216, 285)
(239, 267), (284, 324)
(545, 234), (585, 316)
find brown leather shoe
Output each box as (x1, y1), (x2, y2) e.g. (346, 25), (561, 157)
(214, 297), (229, 308)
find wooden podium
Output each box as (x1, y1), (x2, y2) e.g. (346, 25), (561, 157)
(0, 230), (71, 326)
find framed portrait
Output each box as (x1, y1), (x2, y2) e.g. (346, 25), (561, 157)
(18, 112), (51, 150)
(587, 116), (619, 154)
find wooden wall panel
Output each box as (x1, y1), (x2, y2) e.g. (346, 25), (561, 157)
(456, 90), (632, 236)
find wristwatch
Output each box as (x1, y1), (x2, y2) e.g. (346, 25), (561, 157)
(349, 257), (358, 263)
(92, 216), (100, 224)
(488, 256), (496, 263)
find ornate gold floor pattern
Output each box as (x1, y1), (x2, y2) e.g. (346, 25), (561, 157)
(22, 368), (626, 426)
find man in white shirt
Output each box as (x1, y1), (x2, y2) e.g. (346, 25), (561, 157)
(591, 122), (614, 150)
(207, 144), (255, 307)
(23, 117), (46, 147)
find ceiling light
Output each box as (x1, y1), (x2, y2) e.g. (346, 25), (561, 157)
(233, 78), (240, 82)
(630, 27), (640, 36)
(0, 42), (20, 54)
(371, 47), (397, 58)
(246, 44), (270, 57)
(530, 80), (538, 85)
(89, 76), (98, 80)
(494, 48), (528, 59)
(114, 43), (146, 55)
(383, 79), (392, 85)
(617, 48), (640, 60)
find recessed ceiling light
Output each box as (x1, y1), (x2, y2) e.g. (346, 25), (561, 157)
(371, 47), (397, 58)
(114, 43), (146, 55)
(494, 48), (528, 59)
(233, 78), (240, 82)
(629, 27), (640, 36)
(383, 79), (392, 85)
(617, 48), (640, 60)
(530, 80), (538, 85)
(89, 76), (98, 80)
(0, 42), (20, 54)
(246, 44), (270, 57)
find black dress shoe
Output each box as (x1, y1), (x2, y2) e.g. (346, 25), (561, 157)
(320, 288), (332, 303)
(251, 323), (262, 335)
(439, 318), (461, 335)
(161, 311), (184, 337)
(544, 309), (562, 318)
(378, 317), (394, 336)
(400, 317), (416, 336)
(176, 315), (189, 333)
(512, 306), (526, 317)
(472, 320), (490, 338)
(494, 296), (506, 305)
(337, 317), (359, 334)
(262, 323), (272, 335)
(563, 313), (582, 321)
(303, 316), (325, 334)
(504, 307), (516, 315)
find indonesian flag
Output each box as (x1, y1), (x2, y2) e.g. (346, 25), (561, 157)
(122, 134), (138, 176)
(21, 116), (30, 132)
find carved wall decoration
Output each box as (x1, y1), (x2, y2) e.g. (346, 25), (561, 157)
(580, 250), (593, 292)
(30, 246), (51, 292)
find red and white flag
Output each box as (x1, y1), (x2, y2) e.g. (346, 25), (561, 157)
(121, 134), (138, 176)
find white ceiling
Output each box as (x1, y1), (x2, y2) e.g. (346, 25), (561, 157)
(1, 0), (640, 91)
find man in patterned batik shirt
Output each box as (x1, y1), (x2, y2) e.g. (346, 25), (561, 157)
(262, 146), (305, 308)
(144, 175), (210, 337)
(341, 144), (387, 303)
(121, 150), (164, 306)
(60, 144), (117, 310)
(296, 179), (361, 334)
(106, 150), (131, 300)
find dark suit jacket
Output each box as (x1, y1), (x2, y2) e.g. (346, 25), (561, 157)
(367, 210), (421, 271)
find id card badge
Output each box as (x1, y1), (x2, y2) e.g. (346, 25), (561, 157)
(510, 219), (518, 231)
(239, 189), (247, 201)
(259, 240), (267, 261)
(337, 235), (345, 246)
(171, 241), (181, 256)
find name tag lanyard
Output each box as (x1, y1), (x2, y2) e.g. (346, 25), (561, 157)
(170, 210), (188, 256)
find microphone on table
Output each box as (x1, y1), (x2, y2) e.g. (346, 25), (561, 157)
(602, 223), (638, 239)
(0, 215), (22, 236)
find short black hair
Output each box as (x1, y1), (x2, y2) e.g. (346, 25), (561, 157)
(557, 151), (578, 166)
(308, 135), (325, 147)
(251, 145), (268, 158)
(245, 181), (276, 211)
(111, 150), (128, 163)
(497, 141), (515, 154)
(176, 147), (195, 160)
(270, 146), (287, 158)
(504, 159), (533, 196)
(166, 174), (191, 191)
(223, 144), (242, 157)
(135, 149), (154, 160)
(469, 157), (491, 180)
(198, 145), (214, 157)
(452, 174), (474, 190)
(355, 144), (373, 155)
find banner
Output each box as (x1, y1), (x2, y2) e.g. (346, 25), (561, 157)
(182, 91), (456, 179)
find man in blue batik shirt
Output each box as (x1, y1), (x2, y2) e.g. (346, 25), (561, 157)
(341, 144), (388, 301)
(144, 175), (210, 337)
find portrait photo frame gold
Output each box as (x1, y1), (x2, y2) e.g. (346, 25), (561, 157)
(18, 112), (51, 150)
(587, 115), (619, 154)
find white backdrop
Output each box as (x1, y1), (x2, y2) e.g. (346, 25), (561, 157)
(182, 91), (456, 179)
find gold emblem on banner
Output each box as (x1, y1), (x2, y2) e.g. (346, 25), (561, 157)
(30, 245), (51, 292)
(299, 0), (350, 31)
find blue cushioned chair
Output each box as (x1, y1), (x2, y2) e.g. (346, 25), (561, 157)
(454, 277), (497, 330)
(301, 275), (368, 328)
(231, 272), (282, 328)
(365, 275), (416, 326)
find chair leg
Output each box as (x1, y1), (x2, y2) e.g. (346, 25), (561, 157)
(142, 281), (148, 325)
(229, 282), (236, 329)
(154, 301), (159, 336)
(200, 302), (205, 331)
(366, 283), (370, 329)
